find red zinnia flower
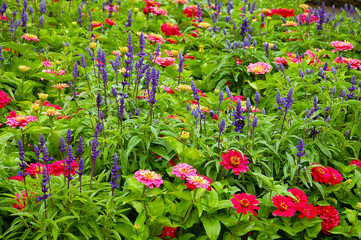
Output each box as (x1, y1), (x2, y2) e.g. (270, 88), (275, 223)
(0, 91), (11, 109)
(287, 188), (308, 210)
(160, 226), (177, 238)
(231, 193), (259, 215)
(324, 167), (342, 185)
(220, 149), (249, 175)
(298, 203), (317, 219)
(311, 165), (331, 184)
(8, 175), (24, 181)
(276, 8), (295, 18)
(25, 163), (45, 177)
(161, 23), (181, 36)
(183, 5), (200, 18)
(316, 205), (340, 234)
(272, 195), (296, 217)
(48, 160), (79, 176)
(349, 158), (361, 168)
(105, 19), (115, 25)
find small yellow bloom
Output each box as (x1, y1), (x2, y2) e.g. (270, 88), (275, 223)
(266, 16), (272, 20)
(38, 93), (48, 101)
(134, 8), (139, 13)
(72, 22), (77, 26)
(119, 68), (127, 74)
(177, 85), (192, 91)
(299, 4), (310, 10)
(199, 44), (205, 49)
(31, 103), (40, 111)
(119, 47), (129, 53)
(181, 131), (190, 139)
(199, 48), (204, 53)
(135, 31), (142, 37)
(346, 179), (352, 184)
(264, 42), (274, 48)
(42, 109), (61, 117)
(198, 22), (210, 29)
(18, 65), (31, 72)
(89, 42), (97, 49)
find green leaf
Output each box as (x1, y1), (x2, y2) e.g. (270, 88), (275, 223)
(233, 221), (255, 237)
(200, 214), (221, 240)
(208, 188), (218, 208)
(126, 136), (142, 157)
(163, 136), (183, 154)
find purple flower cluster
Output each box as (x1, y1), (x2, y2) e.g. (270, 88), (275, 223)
(232, 99), (246, 133)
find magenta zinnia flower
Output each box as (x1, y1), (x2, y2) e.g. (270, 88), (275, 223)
(330, 41), (354, 52)
(220, 149), (249, 175)
(5, 111), (38, 129)
(134, 169), (163, 188)
(287, 188), (308, 210)
(231, 193), (259, 215)
(272, 195), (296, 217)
(247, 62), (271, 74)
(171, 163), (197, 180)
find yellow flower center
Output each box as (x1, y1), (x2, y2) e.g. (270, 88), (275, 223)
(230, 156), (241, 167)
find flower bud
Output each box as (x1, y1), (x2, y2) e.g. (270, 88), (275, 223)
(89, 42), (97, 49)
(357, 202), (361, 210)
(32, 103), (40, 111)
(134, 8), (139, 13)
(18, 65), (31, 72)
(181, 131), (190, 139)
(72, 21), (77, 25)
(133, 224), (141, 231)
(346, 179), (352, 184)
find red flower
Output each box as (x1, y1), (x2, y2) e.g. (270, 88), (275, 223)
(231, 193), (259, 215)
(25, 163), (45, 177)
(272, 195), (296, 217)
(190, 29), (199, 38)
(220, 149), (249, 175)
(13, 191), (27, 210)
(91, 21), (102, 28)
(184, 53), (195, 60)
(324, 167), (343, 185)
(48, 160), (79, 176)
(276, 8), (295, 18)
(160, 226), (177, 238)
(162, 85), (175, 94)
(154, 57), (175, 67)
(349, 158), (361, 168)
(274, 57), (288, 66)
(183, 5), (200, 18)
(287, 188), (308, 210)
(143, 0), (160, 14)
(0, 91), (11, 109)
(57, 115), (71, 120)
(166, 37), (178, 44)
(311, 165), (331, 184)
(8, 175), (24, 181)
(105, 19), (115, 25)
(316, 205), (340, 234)
(231, 95), (245, 104)
(161, 23), (181, 36)
(298, 203), (317, 219)
(43, 100), (62, 110)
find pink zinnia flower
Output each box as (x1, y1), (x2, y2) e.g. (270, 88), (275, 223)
(162, 85), (175, 94)
(5, 111), (38, 129)
(324, 167), (343, 185)
(272, 195), (296, 217)
(247, 62), (271, 74)
(171, 163), (197, 180)
(231, 193), (259, 215)
(42, 60), (52, 67)
(333, 57), (361, 70)
(147, 33), (165, 44)
(330, 41), (354, 53)
(21, 33), (40, 42)
(134, 169), (163, 188)
(220, 149), (249, 175)
(274, 57), (288, 65)
(186, 174), (211, 189)
(154, 57), (175, 67)
(316, 205), (340, 234)
(150, 6), (168, 16)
